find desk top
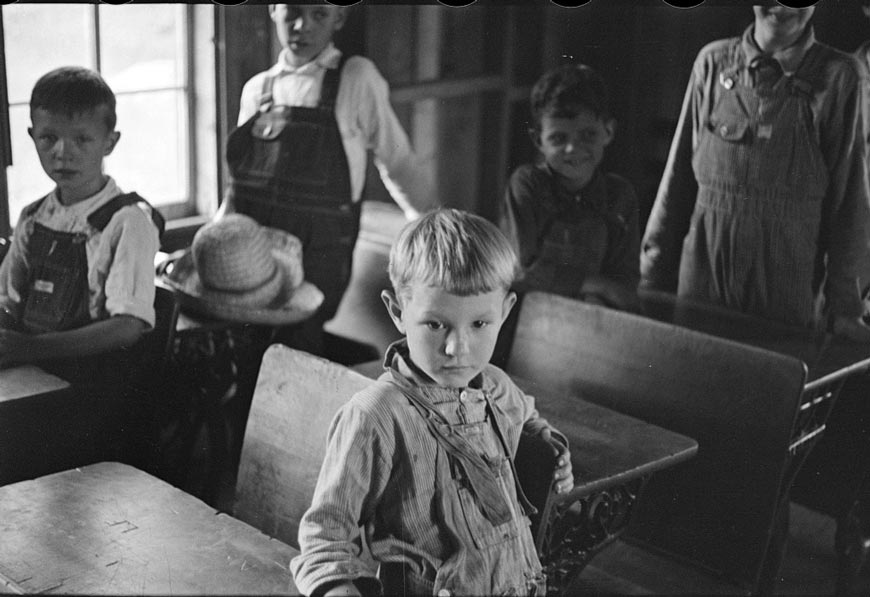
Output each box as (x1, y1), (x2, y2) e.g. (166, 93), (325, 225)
(639, 289), (870, 385)
(513, 376), (698, 500)
(0, 462), (299, 595)
(0, 365), (69, 407)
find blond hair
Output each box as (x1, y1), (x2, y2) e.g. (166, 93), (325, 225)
(389, 209), (518, 301)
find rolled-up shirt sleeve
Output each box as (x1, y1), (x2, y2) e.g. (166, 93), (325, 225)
(347, 57), (438, 217)
(100, 206), (160, 328)
(0, 216), (34, 320)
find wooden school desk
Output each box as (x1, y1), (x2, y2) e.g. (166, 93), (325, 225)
(639, 288), (870, 592)
(0, 365), (75, 486)
(0, 461), (299, 595)
(511, 376), (699, 591)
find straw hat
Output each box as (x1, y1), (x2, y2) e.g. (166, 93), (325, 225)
(162, 214), (323, 324)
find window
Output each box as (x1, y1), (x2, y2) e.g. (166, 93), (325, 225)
(1, 3), (217, 226)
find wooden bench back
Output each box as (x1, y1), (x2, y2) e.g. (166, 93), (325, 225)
(234, 344), (373, 548)
(505, 291), (808, 592)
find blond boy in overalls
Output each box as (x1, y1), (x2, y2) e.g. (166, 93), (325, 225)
(291, 210), (573, 596)
(640, 5), (870, 341)
(221, 4), (435, 351)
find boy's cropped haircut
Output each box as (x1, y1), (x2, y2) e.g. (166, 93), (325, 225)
(30, 66), (117, 131)
(389, 209), (518, 300)
(530, 63), (611, 132)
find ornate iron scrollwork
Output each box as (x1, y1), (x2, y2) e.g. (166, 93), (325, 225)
(539, 477), (648, 595)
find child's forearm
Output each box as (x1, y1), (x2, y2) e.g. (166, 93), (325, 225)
(15, 315), (147, 363)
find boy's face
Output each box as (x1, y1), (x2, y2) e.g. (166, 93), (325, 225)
(382, 283), (517, 389)
(535, 107), (614, 192)
(28, 107), (119, 205)
(270, 4), (346, 68)
(752, 6), (814, 49)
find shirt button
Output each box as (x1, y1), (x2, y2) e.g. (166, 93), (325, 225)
(719, 125), (729, 136)
(437, 590), (451, 597)
(459, 390), (468, 401)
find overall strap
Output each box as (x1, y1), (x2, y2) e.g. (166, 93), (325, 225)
(258, 72), (278, 113)
(88, 192), (165, 238)
(318, 53), (351, 111)
(21, 195), (49, 220)
(789, 43), (828, 96)
(718, 38), (744, 87)
(389, 379), (533, 526)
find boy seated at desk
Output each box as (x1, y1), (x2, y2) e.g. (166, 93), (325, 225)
(498, 63), (640, 312)
(291, 209), (573, 597)
(0, 66), (163, 389)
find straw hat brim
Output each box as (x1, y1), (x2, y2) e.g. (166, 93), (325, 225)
(162, 229), (323, 325)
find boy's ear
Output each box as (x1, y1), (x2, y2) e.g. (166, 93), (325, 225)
(528, 127), (542, 151)
(381, 289), (406, 335)
(104, 131), (121, 156)
(500, 291), (518, 324)
(333, 7), (347, 31)
(602, 118), (616, 147)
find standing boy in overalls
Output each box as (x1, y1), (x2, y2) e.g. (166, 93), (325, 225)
(221, 3), (436, 352)
(640, 5), (870, 341)
(0, 67), (163, 470)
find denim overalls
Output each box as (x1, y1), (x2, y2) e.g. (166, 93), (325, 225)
(21, 193), (164, 382)
(681, 42), (829, 327)
(376, 371), (547, 596)
(225, 57), (359, 322)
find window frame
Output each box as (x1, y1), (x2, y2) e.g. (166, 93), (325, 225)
(0, 3), (218, 234)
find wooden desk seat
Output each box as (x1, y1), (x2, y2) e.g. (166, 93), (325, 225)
(505, 291), (809, 595)
(234, 345), (373, 548)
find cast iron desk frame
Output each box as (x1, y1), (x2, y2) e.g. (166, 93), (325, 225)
(513, 376), (699, 595)
(154, 279), (302, 504)
(639, 289), (870, 594)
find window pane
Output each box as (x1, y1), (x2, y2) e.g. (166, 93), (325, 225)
(107, 90), (187, 204)
(99, 5), (183, 93)
(3, 4), (93, 105)
(7, 105), (54, 222)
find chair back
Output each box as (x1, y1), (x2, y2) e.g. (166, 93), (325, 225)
(234, 344), (373, 547)
(505, 291), (807, 593)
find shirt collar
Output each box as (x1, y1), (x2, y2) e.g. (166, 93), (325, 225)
(382, 339), (487, 397)
(48, 176), (120, 214)
(274, 43), (342, 76)
(741, 23), (815, 75)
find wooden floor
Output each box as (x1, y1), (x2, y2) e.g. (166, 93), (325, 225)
(573, 502), (870, 596)
(775, 502), (870, 596)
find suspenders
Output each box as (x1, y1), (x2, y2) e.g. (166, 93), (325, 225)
(257, 53), (350, 113)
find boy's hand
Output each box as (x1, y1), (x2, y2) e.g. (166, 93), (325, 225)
(540, 427), (573, 495)
(323, 582), (362, 596)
